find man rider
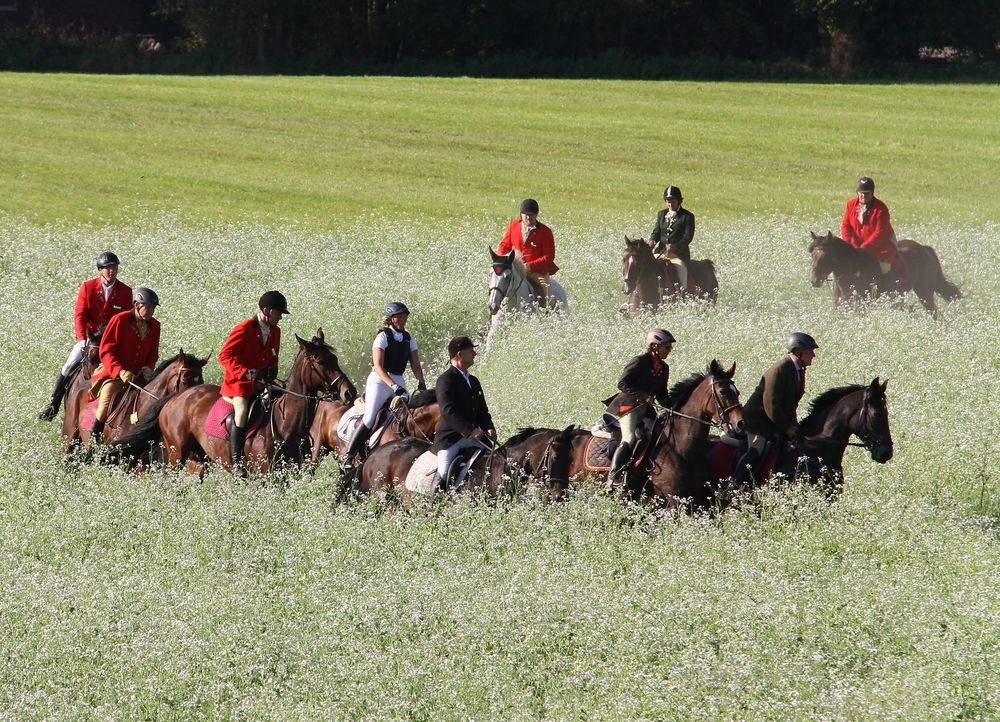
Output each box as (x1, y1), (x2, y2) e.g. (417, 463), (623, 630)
(840, 176), (906, 291)
(87, 287), (161, 444)
(497, 198), (559, 308)
(603, 328), (674, 489)
(431, 336), (497, 486)
(39, 251), (133, 421)
(218, 291), (289, 475)
(734, 332), (818, 485)
(650, 186), (695, 294)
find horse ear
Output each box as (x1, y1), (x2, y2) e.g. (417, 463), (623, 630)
(315, 327), (325, 343)
(295, 333), (307, 348)
(488, 245), (497, 260)
(826, 231), (834, 240)
(201, 353), (211, 364)
(881, 378), (889, 392)
(561, 424), (575, 435)
(708, 359), (722, 375)
(179, 346), (185, 356)
(505, 250), (515, 262)
(869, 377), (880, 391)
(727, 362), (736, 376)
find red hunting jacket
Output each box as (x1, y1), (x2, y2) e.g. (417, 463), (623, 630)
(840, 197), (898, 265)
(74, 278), (133, 340)
(219, 318), (281, 398)
(498, 220), (559, 275)
(92, 310), (160, 383)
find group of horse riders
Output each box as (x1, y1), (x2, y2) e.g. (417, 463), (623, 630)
(38, 177), (894, 482)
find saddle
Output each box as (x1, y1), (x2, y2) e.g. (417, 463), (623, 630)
(82, 385), (139, 431)
(706, 435), (779, 484)
(657, 259), (698, 295)
(204, 396), (268, 441)
(336, 398), (398, 447)
(583, 415), (659, 472)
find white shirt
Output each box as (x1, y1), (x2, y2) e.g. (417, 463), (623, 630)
(257, 318), (271, 345)
(102, 281), (116, 300)
(373, 328), (418, 352)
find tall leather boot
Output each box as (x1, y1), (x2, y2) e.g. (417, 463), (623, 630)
(226, 414), (247, 478)
(606, 442), (632, 491)
(38, 372), (71, 421)
(732, 447), (761, 487)
(340, 423), (371, 470)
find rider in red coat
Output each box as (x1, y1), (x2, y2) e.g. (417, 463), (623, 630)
(217, 290), (290, 473)
(88, 287), (161, 443)
(39, 251), (133, 421)
(840, 177), (908, 289)
(497, 198), (558, 306)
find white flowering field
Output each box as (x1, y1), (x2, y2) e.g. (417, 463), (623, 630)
(1, 75), (999, 719)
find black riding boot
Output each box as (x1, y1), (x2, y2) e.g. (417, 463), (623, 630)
(90, 418), (105, 446)
(732, 447), (761, 487)
(226, 414), (247, 478)
(340, 423), (371, 469)
(606, 442), (633, 491)
(38, 372), (71, 421)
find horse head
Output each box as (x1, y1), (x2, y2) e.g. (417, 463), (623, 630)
(487, 246), (517, 315)
(170, 348), (209, 393)
(294, 328), (357, 402)
(857, 377), (893, 463)
(808, 231), (838, 287)
(705, 360), (744, 437)
(622, 235), (654, 295)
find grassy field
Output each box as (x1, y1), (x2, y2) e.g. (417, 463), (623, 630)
(1, 74), (999, 720)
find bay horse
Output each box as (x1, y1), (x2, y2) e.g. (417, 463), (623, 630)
(721, 378), (893, 498)
(549, 361), (744, 508)
(61, 329), (103, 454)
(808, 231), (960, 313)
(485, 247), (568, 348)
(352, 425), (576, 503)
(622, 236), (719, 313)
(309, 392), (438, 466)
(113, 330), (354, 476)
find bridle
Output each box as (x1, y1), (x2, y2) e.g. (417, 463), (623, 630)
(659, 374), (743, 436)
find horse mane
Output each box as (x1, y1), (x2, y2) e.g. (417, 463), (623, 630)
(668, 373), (705, 410)
(408, 388), (437, 408)
(151, 352), (185, 378)
(511, 256), (528, 276)
(502, 427), (541, 447)
(800, 384), (864, 429)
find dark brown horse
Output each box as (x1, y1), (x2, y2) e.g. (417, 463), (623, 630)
(69, 349), (208, 456)
(113, 330), (354, 476)
(353, 425), (576, 502)
(61, 329), (103, 454)
(809, 231), (960, 313)
(721, 378), (893, 498)
(309, 392), (438, 466)
(623, 236), (719, 313)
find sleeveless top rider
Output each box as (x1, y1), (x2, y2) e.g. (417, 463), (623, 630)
(375, 327), (416, 376)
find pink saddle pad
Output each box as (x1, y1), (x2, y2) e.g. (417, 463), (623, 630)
(82, 398), (99, 431)
(204, 397), (267, 440)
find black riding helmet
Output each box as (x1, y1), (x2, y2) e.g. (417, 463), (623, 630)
(133, 287), (160, 306)
(96, 251), (120, 269)
(520, 198), (539, 215)
(258, 290), (291, 315)
(663, 186), (683, 202)
(384, 301), (410, 317)
(787, 332), (819, 352)
(856, 177), (875, 192)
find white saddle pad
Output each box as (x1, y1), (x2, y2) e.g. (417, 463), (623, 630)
(336, 404), (365, 442)
(404, 450), (439, 496)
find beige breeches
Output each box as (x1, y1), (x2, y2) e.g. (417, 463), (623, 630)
(619, 407), (644, 447)
(95, 377), (125, 422)
(224, 395), (250, 428)
(665, 255), (688, 290)
(526, 272), (552, 308)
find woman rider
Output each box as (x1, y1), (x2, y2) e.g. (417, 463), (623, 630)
(603, 328), (675, 489)
(341, 302), (427, 468)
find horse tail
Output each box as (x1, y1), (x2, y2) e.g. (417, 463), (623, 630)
(110, 393), (173, 458)
(692, 259), (719, 303)
(928, 247), (961, 301)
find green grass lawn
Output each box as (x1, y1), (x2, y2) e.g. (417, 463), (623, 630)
(1, 74), (998, 226)
(1, 74), (998, 720)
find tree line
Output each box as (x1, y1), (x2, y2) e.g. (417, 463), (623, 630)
(2, 0), (998, 75)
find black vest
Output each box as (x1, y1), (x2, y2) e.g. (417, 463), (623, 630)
(378, 327), (411, 375)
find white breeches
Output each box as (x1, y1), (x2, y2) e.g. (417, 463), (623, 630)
(363, 370), (406, 427)
(437, 437), (484, 479)
(62, 339), (87, 376)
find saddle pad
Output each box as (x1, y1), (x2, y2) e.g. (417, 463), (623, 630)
(203, 397), (267, 440)
(336, 405), (364, 442)
(404, 450), (439, 496)
(708, 439), (741, 482)
(583, 435), (612, 472)
(82, 398), (99, 431)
